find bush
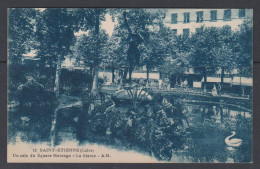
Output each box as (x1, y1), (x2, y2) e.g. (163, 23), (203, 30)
(17, 77), (56, 118)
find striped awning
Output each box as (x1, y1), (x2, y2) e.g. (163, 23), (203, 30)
(201, 77), (232, 83)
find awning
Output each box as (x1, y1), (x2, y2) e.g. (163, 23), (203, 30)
(232, 77), (252, 86)
(127, 72), (160, 80)
(201, 77), (232, 83)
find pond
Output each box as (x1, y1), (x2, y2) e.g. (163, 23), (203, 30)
(173, 102), (252, 162)
(52, 97), (253, 162)
(8, 94), (252, 163)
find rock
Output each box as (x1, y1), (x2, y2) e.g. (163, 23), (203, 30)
(73, 117), (79, 123)
(21, 116), (30, 121)
(106, 127), (112, 135)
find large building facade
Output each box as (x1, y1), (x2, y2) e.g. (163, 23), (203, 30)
(163, 9), (253, 95)
(164, 9), (253, 36)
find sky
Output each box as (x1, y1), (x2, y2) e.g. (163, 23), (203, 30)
(75, 14), (117, 37)
(101, 14), (117, 37)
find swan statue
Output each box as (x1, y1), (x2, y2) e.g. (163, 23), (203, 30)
(225, 131), (243, 147)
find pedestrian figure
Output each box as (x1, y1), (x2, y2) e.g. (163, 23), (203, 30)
(183, 79), (188, 88)
(212, 84), (218, 96)
(217, 83), (222, 95)
(146, 79), (150, 88)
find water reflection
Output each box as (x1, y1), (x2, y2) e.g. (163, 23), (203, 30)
(8, 96), (252, 163)
(179, 103), (252, 162)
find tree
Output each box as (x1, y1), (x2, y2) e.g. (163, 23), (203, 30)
(104, 22), (130, 82)
(233, 18), (253, 77)
(140, 23), (174, 80)
(8, 8), (37, 93)
(157, 32), (193, 84)
(213, 26), (235, 87)
(101, 26), (128, 83)
(71, 9), (108, 95)
(35, 9), (76, 96)
(70, 29), (109, 87)
(8, 8), (36, 65)
(70, 33), (95, 90)
(115, 9), (162, 82)
(190, 27), (220, 91)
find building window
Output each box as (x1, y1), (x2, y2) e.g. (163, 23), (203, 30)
(196, 11), (203, 23)
(172, 29), (177, 35)
(183, 12), (190, 23)
(239, 9), (246, 18)
(171, 13), (178, 24)
(210, 10), (217, 21)
(183, 29), (190, 36)
(224, 9), (231, 20)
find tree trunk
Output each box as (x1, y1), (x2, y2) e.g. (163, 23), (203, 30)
(203, 71), (207, 92)
(123, 69), (127, 81)
(123, 11), (133, 35)
(54, 56), (62, 96)
(146, 67), (150, 80)
(91, 10), (100, 95)
(220, 106), (223, 123)
(123, 11), (133, 83)
(220, 67), (224, 87)
(240, 76), (242, 96)
(91, 67), (99, 95)
(128, 67), (132, 82)
(112, 67), (115, 83)
(123, 68), (128, 82)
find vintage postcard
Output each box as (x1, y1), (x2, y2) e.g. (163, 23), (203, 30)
(7, 8), (253, 163)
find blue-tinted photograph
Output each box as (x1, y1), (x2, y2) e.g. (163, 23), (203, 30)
(8, 8), (253, 163)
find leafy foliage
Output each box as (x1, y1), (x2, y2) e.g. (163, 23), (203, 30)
(35, 9), (76, 67)
(190, 27), (221, 78)
(233, 18), (253, 77)
(113, 9), (166, 80)
(159, 34), (192, 76)
(8, 8), (37, 64)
